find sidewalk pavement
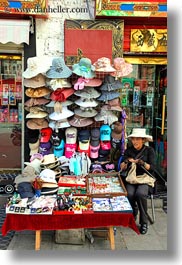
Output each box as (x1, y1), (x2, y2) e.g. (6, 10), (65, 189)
(6, 207), (167, 251)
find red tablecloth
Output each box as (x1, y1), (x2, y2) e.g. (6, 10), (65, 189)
(1, 212), (140, 236)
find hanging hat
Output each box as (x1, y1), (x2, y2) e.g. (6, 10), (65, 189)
(47, 78), (72, 91)
(73, 77), (102, 90)
(97, 91), (120, 102)
(75, 97), (99, 108)
(110, 57), (133, 78)
(127, 128), (153, 142)
(50, 88), (75, 102)
(101, 98), (123, 112)
(25, 97), (50, 108)
(93, 57), (116, 72)
(65, 127), (77, 144)
(100, 75), (122, 91)
(23, 56), (52, 79)
(49, 106), (74, 121)
(25, 87), (52, 98)
(72, 57), (95, 78)
(94, 110), (118, 126)
(74, 87), (101, 99)
(49, 119), (71, 130)
(68, 115), (94, 127)
(40, 127), (53, 143)
(39, 141), (52, 156)
(111, 121), (123, 140)
(26, 107), (48, 119)
(45, 99), (73, 108)
(74, 107), (98, 118)
(26, 118), (48, 130)
(23, 73), (46, 88)
(45, 57), (72, 78)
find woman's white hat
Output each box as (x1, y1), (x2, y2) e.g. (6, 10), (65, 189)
(127, 128), (153, 142)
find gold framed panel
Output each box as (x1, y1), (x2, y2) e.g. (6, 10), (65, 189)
(130, 29), (167, 53)
(124, 56), (167, 65)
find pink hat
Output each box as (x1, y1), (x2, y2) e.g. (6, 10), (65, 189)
(100, 141), (111, 150)
(89, 143), (100, 159)
(64, 143), (77, 158)
(73, 77), (102, 90)
(93, 57), (116, 72)
(110, 57), (133, 78)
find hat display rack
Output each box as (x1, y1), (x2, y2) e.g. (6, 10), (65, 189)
(21, 55), (133, 196)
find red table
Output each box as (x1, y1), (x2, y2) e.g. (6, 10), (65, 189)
(1, 212), (140, 250)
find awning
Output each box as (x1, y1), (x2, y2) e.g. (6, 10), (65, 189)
(0, 19), (30, 45)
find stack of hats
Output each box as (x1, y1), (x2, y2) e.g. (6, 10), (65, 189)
(64, 127), (77, 158)
(97, 75), (121, 103)
(89, 128), (100, 160)
(45, 57), (74, 102)
(48, 101), (74, 123)
(40, 154), (60, 171)
(98, 124), (111, 162)
(47, 100), (73, 130)
(72, 57), (95, 79)
(77, 129), (90, 155)
(39, 168), (58, 195)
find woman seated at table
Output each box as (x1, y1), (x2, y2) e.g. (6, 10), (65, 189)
(120, 128), (156, 235)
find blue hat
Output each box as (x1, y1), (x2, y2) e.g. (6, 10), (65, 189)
(97, 91), (120, 102)
(100, 125), (111, 141)
(17, 182), (35, 199)
(46, 57), (72, 78)
(100, 75), (122, 91)
(53, 139), (65, 157)
(72, 58), (95, 78)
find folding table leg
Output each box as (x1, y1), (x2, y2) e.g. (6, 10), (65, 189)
(108, 226), (115, 250)
(35, 230), (41, 251)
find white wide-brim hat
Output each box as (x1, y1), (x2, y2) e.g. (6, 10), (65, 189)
(49, 106), (74, 121)
(127, 128), (153, 142)
(23, 56), (52, 79)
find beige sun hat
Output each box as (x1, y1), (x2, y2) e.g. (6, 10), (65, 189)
(26, 107), (48, 119)
(127, 128), (153, 142)
(23, 74), (46, 88)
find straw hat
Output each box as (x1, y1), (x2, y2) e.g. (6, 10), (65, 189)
(75, 97), (99, 108)
(24, 97), (50, 107)
(26, 118), (48, 130)
(25, 87), (52, 98)
(45, 100), (73, 108)
(68, 115), (94, 127)
(23, 74), (46, 88)
(26, 107), (48, 119)
(74, 107), (98, 118)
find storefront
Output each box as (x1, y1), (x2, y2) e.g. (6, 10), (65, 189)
(0, 1), (47, 172)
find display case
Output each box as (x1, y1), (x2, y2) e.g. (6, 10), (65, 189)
(0, 55), (22, 170)
(121, 64), (156, 136)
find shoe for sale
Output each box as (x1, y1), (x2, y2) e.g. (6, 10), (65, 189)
(140, 224), (148, 235)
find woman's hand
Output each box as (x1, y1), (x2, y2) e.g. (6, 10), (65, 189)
(120, 162), (127, 171)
